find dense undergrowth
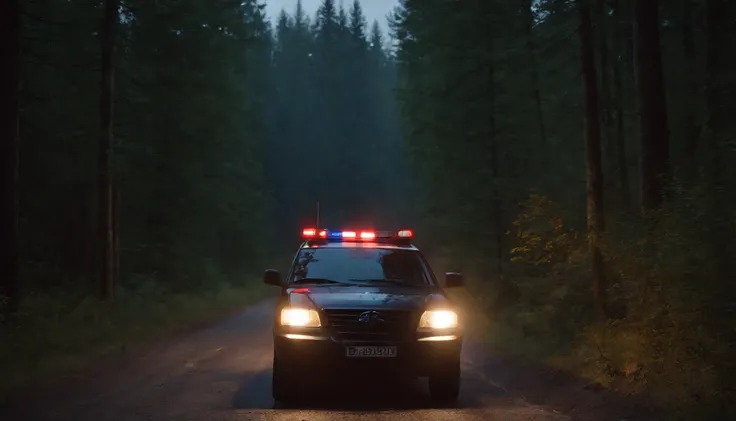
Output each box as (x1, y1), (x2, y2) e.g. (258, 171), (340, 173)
(0, 274), (273, 400)
(447, 193), (735, 419)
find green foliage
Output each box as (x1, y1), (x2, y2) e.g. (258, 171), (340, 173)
(509, 194), (584, 270)
(487, 195), (592, 355)
(570, 192), (736, 417)
(19, 0), (273, 290)
(479, 192), (736, 418)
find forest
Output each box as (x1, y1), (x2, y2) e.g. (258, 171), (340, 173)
(1, 0), (734, 418)
(390, 0), (735, 417)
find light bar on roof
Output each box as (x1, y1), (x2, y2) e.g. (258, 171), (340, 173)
(301, 228), (414, 242)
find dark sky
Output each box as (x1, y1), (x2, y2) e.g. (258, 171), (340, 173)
(264, 0), (397, 37)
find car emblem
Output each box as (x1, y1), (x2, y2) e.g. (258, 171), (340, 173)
(357, 311), (385, 326)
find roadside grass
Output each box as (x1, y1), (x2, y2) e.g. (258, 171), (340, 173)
(0, 279), (273, 400)
(462, 268), (732, 420)
(434, 194), (736, 420)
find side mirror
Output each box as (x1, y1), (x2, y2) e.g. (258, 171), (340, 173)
(263, 269), (282, 286)
(445, 272), (464, 288)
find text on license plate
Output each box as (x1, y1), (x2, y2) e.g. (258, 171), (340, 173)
(346, 346), (397, 358)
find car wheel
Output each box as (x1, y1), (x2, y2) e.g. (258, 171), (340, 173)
(428, 359), (460, 403)
(272, 355), (298, 403)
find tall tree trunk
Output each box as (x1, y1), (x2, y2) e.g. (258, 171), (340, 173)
(612, 0), (631, 208)
(579, 0), (607, 319)
(0, 0), (20, 314)
(491, 100), (503, 276)
(595, 0), (614, 195)
(634, 0), (670, 216)
(112, 181), (120, 289)
(704, 0), (730, 282)
(681, 0), (700, 178)
(625, 0), (639, 150)
(523, 0), (548, 174)
(622, 0), (636, 73)
(98, 0), (118, 300)
(471, 0), (503, 274)
(82, 192), (97, 281)
(488, 19), (502, 275)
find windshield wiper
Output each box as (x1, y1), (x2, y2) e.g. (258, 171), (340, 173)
(292, 277), (349, 285)
(348, 278), (419, 287)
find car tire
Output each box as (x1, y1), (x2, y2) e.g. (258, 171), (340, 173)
(428, 359), (461, 403)
(272, 355), (298, 403)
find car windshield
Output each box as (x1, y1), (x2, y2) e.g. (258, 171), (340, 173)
(289, 247), (430, 286)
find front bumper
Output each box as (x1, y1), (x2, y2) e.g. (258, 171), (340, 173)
(273, 327), (462, 377)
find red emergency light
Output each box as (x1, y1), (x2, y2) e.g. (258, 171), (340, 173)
(360, 231), (376, 240)
(302, 228), (327, 239)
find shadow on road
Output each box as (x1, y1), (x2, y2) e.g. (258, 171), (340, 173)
(232, 368), (506, 411)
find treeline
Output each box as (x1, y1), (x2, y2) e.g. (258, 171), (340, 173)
(265, 0), (407, 246)
(0, 0), (402, 310)
(2, 0), (270, 305)
(391, 0), (735, 417)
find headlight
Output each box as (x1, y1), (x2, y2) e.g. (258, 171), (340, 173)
(280, 308), (321, 327)
(418, 310), (458, 330)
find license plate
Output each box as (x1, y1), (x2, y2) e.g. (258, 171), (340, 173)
(346, 346), (397, 358)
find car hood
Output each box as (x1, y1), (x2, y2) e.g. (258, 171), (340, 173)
(288, 285), (448, 311)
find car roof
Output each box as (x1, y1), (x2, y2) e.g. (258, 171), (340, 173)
(300, 242), (419, 252)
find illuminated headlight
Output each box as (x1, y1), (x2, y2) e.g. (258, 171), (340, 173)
(418, 310), (458, 330)
(280, 308), (321, 327)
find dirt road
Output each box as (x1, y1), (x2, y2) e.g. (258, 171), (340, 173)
(1, 299), (652, 421)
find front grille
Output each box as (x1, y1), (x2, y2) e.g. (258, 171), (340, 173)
(324, 309), (415, 342)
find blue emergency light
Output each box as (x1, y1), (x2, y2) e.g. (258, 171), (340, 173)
(301, 228), (413, 242)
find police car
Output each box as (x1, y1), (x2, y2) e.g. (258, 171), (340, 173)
(263, 228), (465, 403)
